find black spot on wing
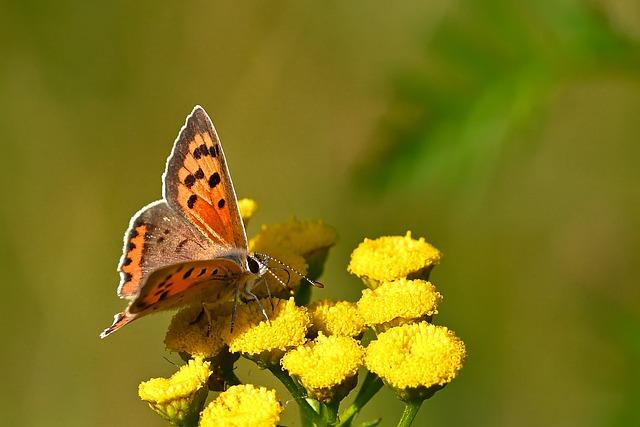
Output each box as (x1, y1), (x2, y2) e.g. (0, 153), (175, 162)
(208, 172), (221, 188)
(134, 300), (148, 310)
(184, 174), (196, 188)
(195, 168), (205, 179)
(217, 199), (225, 209)
(183, 267), (194, 279)
(187, 195), (197, 209)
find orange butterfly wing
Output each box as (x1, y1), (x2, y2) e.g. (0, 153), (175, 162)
(130, 259), (241, 313)
(116, 200), (217, 299)
(163, 106), (247, 250)
(101, 258), (243, 338)
(102, 107), (252, 338)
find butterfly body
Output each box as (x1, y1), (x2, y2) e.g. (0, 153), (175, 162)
(101, 106), (266, 338)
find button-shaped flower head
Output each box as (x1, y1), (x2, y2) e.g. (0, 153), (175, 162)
(348, 232), (441, 289)
(199, 384), (282, 427)
(308, 299), (366, 337)
(365, 322), (466, 401)
(282, 334), (364, 402)
(165, 305), (230, 358)
(357, 279), (442, 330)
(222, 297), (310, 366)
(138, 357), (211, 426)
(238, 198), (258, 226)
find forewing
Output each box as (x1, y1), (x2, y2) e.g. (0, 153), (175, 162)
(102, 258), (243, 338)
(163, 106), (247, 250)
(117, 200), (217, 299)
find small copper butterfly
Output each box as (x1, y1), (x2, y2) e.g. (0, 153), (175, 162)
(101, 106), (275, 338)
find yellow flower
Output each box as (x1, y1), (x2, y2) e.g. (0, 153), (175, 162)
(308, 299), (366, 337)
(251, 247), (308, 299)
(365, 322), (466, 401)
(199, 384), (282, 427)
(138, 357), (211, 425)
(250, 218), (337, 279)
(223, 297), (310, 365)
(348, 232), (441, 288)
(282, 334), (364, 402)
(357, 279), (442, 329)
(238, 198), (258, 225)
(165, 305), (230, 358)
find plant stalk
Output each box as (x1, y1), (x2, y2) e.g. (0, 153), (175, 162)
(337, 371), (383, 427)
(320, 400), (340, 426)
(396, 400), (423, 427)
(268, 365), (321, 426)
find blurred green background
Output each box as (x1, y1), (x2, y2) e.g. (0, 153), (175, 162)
(1, 0), (639, 426)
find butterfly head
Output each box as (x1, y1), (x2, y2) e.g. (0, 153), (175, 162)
(250, 252), (324, 290)
(246, 253), (267, 276)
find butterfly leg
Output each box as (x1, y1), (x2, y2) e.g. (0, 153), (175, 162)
(204, 303), (214, 336)
(230, 282), (241, 333)
(186, 303), (214, 336)
(189, 306), (206, 325)
(242, 274), (271, 323)
(258, 275), (275, 311)
(246, 288), (270, 325)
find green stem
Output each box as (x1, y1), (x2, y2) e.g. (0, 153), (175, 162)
(268, 365), (321, 425)
(337, 371), (383, 427)
(320, 400), (340, 426)
(396, 400), (423, 427)
(177, 388), (209, 427)
(178, 414), (199, 427)
(218, 351), (241, 388)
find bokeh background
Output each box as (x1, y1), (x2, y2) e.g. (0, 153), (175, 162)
(1, 1), (639, 426)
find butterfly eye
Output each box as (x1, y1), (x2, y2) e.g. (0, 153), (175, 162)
(247, 256), (260, 274)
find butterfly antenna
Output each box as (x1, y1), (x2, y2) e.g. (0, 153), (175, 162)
(258, 253), (324, 288)
(265, 265), (292, 285)
(264, 267), (294, 296)
(252, 255), (291, 293)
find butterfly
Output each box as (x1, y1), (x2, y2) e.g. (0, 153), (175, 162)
(101, 106), (282, 338)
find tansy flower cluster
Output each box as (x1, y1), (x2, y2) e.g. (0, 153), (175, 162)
(133, 199), (465, 427)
